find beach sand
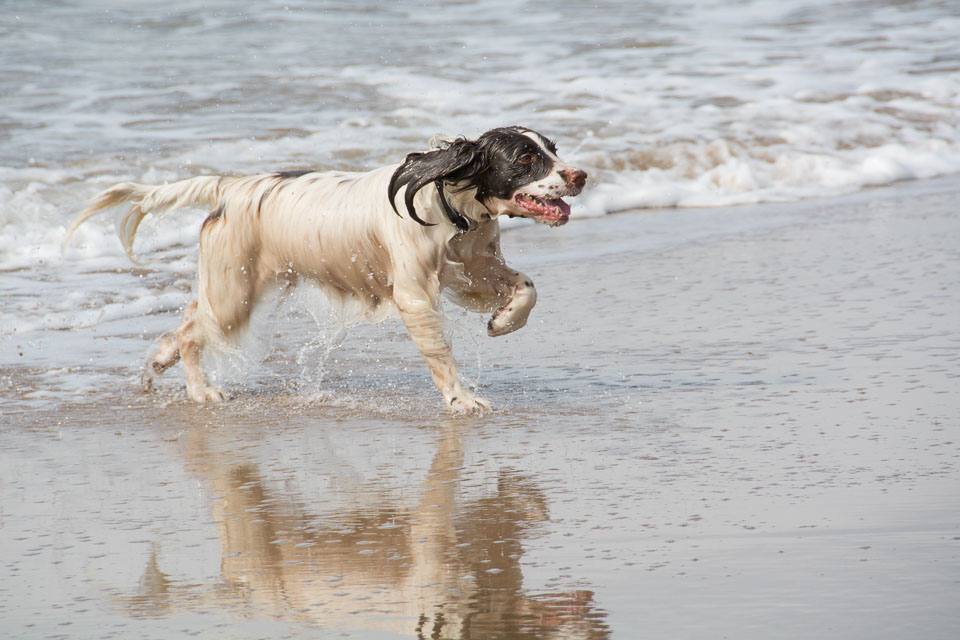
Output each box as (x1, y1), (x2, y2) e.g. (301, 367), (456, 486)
(2, 177), (959, 639)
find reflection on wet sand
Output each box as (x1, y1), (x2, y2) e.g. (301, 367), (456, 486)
(123, 421), (609, 639)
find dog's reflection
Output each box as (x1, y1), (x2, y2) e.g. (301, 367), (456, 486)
(125, 421), (609, 639)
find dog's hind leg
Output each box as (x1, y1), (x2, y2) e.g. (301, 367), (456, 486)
(175, 299), (226, 403)
(177, 230), (276, 402)
(171, 199), (273, 403)
(140, 272), (252, 403)
(141, 329), (181, 391)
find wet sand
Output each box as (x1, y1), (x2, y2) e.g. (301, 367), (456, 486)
(3, 177), (959, 639)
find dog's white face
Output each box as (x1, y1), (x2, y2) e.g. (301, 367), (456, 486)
(481, 129), (588, 227)
(389, 126), (588, 228)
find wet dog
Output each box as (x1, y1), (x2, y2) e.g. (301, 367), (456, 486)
(65, 127), (587, 412)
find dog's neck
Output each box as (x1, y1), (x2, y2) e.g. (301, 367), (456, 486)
(434, 181), (473, 232)
(436, 181), (494, 233)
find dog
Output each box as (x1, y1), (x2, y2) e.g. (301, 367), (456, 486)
(65, 126), (587, 413)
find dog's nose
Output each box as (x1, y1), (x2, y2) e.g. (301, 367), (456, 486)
(561, 168), (588, 191)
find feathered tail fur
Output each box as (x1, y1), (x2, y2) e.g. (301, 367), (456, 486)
(64, 176), (225, 260)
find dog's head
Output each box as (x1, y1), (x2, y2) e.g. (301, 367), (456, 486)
(388, 126), (588, 228)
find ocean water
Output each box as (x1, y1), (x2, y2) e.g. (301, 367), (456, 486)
(1, 0), (959, 363)
(3, 0), (960, 370)
(4, 3), (960, 201)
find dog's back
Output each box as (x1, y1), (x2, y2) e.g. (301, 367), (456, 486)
(67, 167), (409, 303)
(199, 167), (406, 322)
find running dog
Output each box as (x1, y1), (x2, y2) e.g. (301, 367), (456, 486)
(65, 126), (588, 413)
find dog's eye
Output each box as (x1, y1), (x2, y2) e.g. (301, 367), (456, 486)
(518, 152), (537, 164)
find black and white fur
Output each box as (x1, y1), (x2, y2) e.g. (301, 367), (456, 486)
(65, 126), (588, 413)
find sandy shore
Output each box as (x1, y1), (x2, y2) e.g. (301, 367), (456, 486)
(3, 177), (959, 639)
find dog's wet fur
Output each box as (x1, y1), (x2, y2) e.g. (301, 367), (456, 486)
(65, 126), (587, 413)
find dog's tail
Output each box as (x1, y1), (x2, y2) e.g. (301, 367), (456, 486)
(64, 176), (225, 261)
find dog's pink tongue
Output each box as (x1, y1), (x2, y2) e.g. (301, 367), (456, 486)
(548, 198), (571, 217)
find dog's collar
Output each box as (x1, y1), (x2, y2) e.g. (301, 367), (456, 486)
(434, 181), (475, 233)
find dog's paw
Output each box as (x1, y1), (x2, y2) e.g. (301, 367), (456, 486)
(447, 394), (492, 415)
(487, 304), (531, 337)
(488, 281), (536, 337)
(487, 315), (510, 337)
(141, 369), (156, 392)
(488, 312), (522, 337)
(189, 386), (227, 403)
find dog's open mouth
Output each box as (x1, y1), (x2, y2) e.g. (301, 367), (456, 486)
(514, 193), (571, 225)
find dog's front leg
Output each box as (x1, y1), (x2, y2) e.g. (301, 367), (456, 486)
(449, 258), (538, 337)
(486, 270), (537, 337)
(393, 284), (490, 414)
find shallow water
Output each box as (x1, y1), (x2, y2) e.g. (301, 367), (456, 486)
(3, 178), (959, 638)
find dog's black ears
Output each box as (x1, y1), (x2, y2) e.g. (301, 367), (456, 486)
(388, 137), (488, 226)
